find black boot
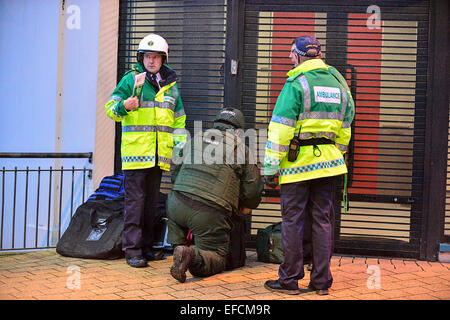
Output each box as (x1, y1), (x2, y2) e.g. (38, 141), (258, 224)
(170, 246), (195, 283)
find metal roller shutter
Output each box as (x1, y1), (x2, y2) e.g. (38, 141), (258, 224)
(242, 0), (429, 258)
(116, 0), (227, 192)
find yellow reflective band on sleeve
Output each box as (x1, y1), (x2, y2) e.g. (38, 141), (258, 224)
(266, 140), (289, 153)
(267, 121), (295, 149)
(174, 109), (186, 119)
(270, 115), (296, 127)
(335, 127), (351, 152)
(105, 97), (126, 121)
(336, 143), (348, 153)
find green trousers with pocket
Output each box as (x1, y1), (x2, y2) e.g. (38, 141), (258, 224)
(167, 191), (232, 277)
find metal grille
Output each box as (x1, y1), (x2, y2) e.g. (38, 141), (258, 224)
(0, 154), (92, 251)
(117, 0), (227, 191)
(242, 0), (429, 258)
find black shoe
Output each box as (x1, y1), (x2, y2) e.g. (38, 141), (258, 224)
(126, 256), (148, 268)
(302, 284), (329, 295)
(143, 251), (154, 261)
(264, 280), (300, 295)
(154, 249), (165, 260)
(170, 246), (194, 283)
(144, 250), (165, 261)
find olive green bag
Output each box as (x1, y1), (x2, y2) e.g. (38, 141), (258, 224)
(256, 222), (284, 264)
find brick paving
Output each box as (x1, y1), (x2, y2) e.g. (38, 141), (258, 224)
(0, 249), (449, 300)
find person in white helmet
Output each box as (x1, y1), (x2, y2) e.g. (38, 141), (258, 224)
(105, 34), (186, 268)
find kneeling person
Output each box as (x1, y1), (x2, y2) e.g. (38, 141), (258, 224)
(167, 108), (263, 283)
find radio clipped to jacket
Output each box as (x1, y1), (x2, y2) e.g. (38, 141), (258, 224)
(288, 136), (301, 162)
(288, 125), (302, 162)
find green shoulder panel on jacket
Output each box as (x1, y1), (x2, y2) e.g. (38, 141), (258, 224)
(327, 66), (355, 123)
(328, 67), (351, 93)
(173, 83), (184, 112)
(271, 78), (302, 121)
(286, 70), (304, 82)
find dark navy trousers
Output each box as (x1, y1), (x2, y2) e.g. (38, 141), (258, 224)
(278, 176), (337, 290)
(122, 166), (162, 259)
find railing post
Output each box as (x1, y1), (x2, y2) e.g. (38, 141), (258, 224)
(24, 167), (29, 247)
(47, 167), (52, 247)
(35, 167), (41, 248)
(12, 167), (17, 249)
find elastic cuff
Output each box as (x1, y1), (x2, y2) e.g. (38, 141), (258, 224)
(117, 100), (130, 117)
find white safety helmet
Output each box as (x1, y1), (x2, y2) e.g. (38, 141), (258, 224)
(137, 34), (169, 63)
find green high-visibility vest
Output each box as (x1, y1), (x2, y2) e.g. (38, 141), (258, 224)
(264, 59), (355, 184)
(105, 63), (186, 171)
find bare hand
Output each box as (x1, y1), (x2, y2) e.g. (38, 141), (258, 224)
(124, 96), (139, 111)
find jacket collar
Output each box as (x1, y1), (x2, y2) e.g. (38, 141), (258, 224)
(133, 62), (178, 87)
(287, 59), (329, 78)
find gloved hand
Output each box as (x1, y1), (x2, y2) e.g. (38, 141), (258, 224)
(264, 175), (278, 189)
(239, 206), (252, 215)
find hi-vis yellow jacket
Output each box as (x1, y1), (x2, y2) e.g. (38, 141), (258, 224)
(264, 59), (355, 184)
(105, 63), (186, 171)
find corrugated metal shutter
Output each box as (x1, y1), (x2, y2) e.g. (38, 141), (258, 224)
(117, 0), (227, 192)
(242, 0), (429, 258)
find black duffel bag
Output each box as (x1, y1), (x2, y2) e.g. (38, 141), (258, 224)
(56, 198), (124, 259)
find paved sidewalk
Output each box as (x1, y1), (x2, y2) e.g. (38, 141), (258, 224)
(0, 249), (449, 300)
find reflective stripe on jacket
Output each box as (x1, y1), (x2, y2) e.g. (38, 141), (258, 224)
(105, 63), (186, 171)
(264, 59), (355, 184)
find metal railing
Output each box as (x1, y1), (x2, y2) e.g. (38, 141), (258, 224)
(0, 153), (93, 251)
